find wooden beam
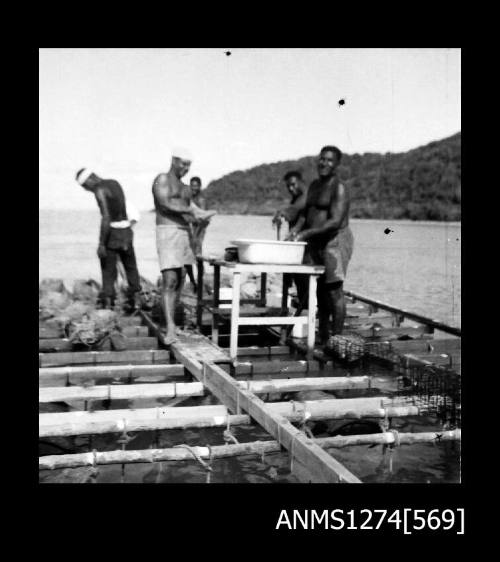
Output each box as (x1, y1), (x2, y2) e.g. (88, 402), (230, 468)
(200, 362), (362, 483)
(344, 315), (396, 328)
(39, 349), (170, 368)
(121, 326), (149, 337)
(117, 316), (143, 327)
(39, 364), (185, 387)
(39, 336), (159, 353)
(138, 309), (162, 338)
(209, 306), (284, 316)
(220, 359), (323, 376)
(352, 325), (433, 340)
(39, 429), (461, 470)
(237, 316), (309, 326)
(344, 291), (461, 337)
(401, 353), (455, 369)
(389, 338), (461, 355)
(235, 345), (290, 357)
(171, 337), (360, 482)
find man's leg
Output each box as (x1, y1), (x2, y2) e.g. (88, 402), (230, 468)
(120, 246), (142, 309)
(325, 281), (346, 336)
(100, 249), (118, 309)
(161, 268), (181, 344)
(184, 264), (197, 294)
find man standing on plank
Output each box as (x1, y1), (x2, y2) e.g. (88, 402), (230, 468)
(75, 168), (142, 311)
(152, 148), (214, 344)
(287, 146), (354, 343)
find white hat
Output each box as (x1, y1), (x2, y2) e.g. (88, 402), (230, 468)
(76, 168), (94, 185)
(171, 146), (193, 161)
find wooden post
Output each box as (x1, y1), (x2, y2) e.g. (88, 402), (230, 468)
(307, 274), (318, 359)
(280, 273), (291, 344)
(230, 272), (242, 361)
(260, 273), (267, 307)
(196, 257), (204, 329)
(212, 264), (221, 344)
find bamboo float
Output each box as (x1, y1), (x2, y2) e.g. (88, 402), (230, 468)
(39, 364), (186, 387)
(40, 412), (252, 438)
(39, 382), (205, 403)
(39, 397), (421, 438)
(39, 429), (462, 470)
(39, 375), (372, 403)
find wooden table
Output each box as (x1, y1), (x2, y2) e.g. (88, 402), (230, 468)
(196, 257), (325, 360)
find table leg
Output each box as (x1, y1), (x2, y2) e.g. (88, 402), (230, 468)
(307, 274), (318, 358)
(212, 264), (220, 344)
(260, 273), (267, 307)
(196, 257), (204, 329)
(280, 273), (291, 344)
(230, 272), (241, 361)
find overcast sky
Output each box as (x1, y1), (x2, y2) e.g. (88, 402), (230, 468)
(39, 48), (461, 210)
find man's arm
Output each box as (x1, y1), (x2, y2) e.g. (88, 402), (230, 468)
(296, 183), (349, 241)
(152, 174), (194, 217)
(196, 195), (207, 211)
(273, 187), (308, 225)
(95, 188), (111, 255)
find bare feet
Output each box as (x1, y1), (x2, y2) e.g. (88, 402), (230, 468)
(161, 331), (178, 346)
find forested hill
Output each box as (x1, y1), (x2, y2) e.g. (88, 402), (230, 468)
(203, 132), (461, 221)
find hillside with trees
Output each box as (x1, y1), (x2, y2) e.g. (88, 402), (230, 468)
(203, 132), (461, 221)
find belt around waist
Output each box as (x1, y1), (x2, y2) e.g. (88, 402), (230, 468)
(110, 220), (131, 228)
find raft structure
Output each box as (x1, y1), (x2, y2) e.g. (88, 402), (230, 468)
(39, 266), (461, 484)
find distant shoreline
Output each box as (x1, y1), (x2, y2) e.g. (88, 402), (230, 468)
(39, 208), (461, 226)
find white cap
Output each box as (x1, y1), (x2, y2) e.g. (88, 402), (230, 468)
(76, 168), (94, 185)
(171, 146), (193, 161)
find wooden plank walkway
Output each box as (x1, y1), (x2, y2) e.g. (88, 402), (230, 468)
(39, 289), (461, 484)
(171, 332), (361, 483)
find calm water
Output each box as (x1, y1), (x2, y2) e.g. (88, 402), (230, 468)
(39, 210), (461, 327)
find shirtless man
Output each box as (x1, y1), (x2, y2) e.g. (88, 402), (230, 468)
(75, 168), (142, 311)
(273, 170), (307, 232)
(288, 146), (354, 343)
(184, 176), (213, 292)
(273, 171), (308, 306)
(152, 148), (213, 344)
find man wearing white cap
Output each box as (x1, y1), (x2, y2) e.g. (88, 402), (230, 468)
(75, 168), (142, 311)
(152, 148), (214, 344)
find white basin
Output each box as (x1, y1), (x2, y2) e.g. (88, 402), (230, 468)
(230, 239), (306, 265)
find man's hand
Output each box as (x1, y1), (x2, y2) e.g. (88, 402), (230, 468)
(295, 229), (314, 242)
(97, 244), (107, 259)
(272, 211), (285, 226)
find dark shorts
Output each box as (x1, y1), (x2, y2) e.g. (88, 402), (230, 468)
(303, 226), (354, 284)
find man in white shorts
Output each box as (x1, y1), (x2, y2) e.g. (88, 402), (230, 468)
(152, 148), (214, 344)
